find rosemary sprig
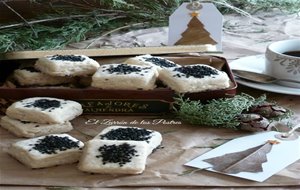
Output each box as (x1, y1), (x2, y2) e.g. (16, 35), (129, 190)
(173, 93), (266, 129)
(0, 0), (298, 52)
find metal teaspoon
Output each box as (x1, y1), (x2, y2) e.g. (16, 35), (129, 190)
(231, 69), (300, 84)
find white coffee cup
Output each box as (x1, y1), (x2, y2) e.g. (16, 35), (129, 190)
(265, 39), (300, 88)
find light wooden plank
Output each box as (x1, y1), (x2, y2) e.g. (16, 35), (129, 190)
(0, 45), (219, 60)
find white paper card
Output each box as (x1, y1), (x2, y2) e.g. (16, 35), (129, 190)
(185, 131), (300, 182)
(168, 2), (223, 50)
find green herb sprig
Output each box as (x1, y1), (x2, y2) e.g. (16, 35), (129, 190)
(1, 0), (299, 52)
(0, 0), (182, 52)
(173, 93), (273, 129)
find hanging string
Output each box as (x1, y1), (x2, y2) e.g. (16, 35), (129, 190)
(275, 124), (300, 141)
(187, 0), (202, 11)
(282, 124), (300, 138)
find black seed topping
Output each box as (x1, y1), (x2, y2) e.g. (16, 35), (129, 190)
(173, 73), (182, 78)
(24, 99), (61, 111)
(21, 67), (39, 72)
(174, 65), (219, 78)
(99, 127), (153, 143)
(50, 55), (85, 62)
(31, 135), (80, 154)
(96, 143), (138, 167)
(35, 125), (39, 127)
(144, 57), (177, 67)
(105, 64), (143, 75)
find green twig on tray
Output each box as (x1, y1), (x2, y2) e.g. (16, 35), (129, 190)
(173, 93), (293, 129)
(173, 93), (266, 129)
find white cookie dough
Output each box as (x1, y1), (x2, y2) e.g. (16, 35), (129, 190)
(13, 67), (74, 86)
(94, 126), (162, 155)
(125, 54), (179, 74)
(35, 54), (100, 76)
(78, 140), (148, 174)
(6, 97), (83, 124)
(8, 134), (84, 168)
(91, 63), (157, 90)
(0, 116), (73, 138)
(159, 64), (230, 93)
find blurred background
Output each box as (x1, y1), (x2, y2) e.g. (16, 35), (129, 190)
(0, 0), (299, 53)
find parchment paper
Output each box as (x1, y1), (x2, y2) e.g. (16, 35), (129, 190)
(1, 114), (300, 188)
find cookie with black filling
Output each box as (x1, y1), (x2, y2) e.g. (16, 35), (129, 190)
(125, 54), (180, 75)
(8, 134), (84, 168)
(159, 64), (230, 93)
(78, 140), (148, 174)
(94, 126), (162, 155)
(35, 54), (100, 77)
(6, 97), (82, 124)
(91, 63), (157, 90)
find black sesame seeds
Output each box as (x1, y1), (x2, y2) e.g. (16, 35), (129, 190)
(105, 64), (142, 75)
(174, 65), (219, 78)
(50, 55), (85, 62)
(31, 135), (80, 154)
(99, 128), (153, 143)
(144, 57), (177, 67)
(96, 143), (138, 167)
(24, 99), (61, 111)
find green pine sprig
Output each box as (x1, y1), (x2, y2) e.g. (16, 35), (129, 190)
(1, 0), (298, 52)
(0, 0), (183, 52)
(173, 93), (267, 129)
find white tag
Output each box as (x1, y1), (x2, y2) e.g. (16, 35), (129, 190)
(185, 131), (300, 182)
(168, 2), (223, 51)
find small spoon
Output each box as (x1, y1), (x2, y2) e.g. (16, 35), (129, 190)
(231, 69), (300, 84)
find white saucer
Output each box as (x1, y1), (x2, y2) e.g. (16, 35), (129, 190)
(229, 54), (300, 95)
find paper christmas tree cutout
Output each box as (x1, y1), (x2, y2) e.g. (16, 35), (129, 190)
(203, 140), (278, 174)
(175, 14), (217, 45)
